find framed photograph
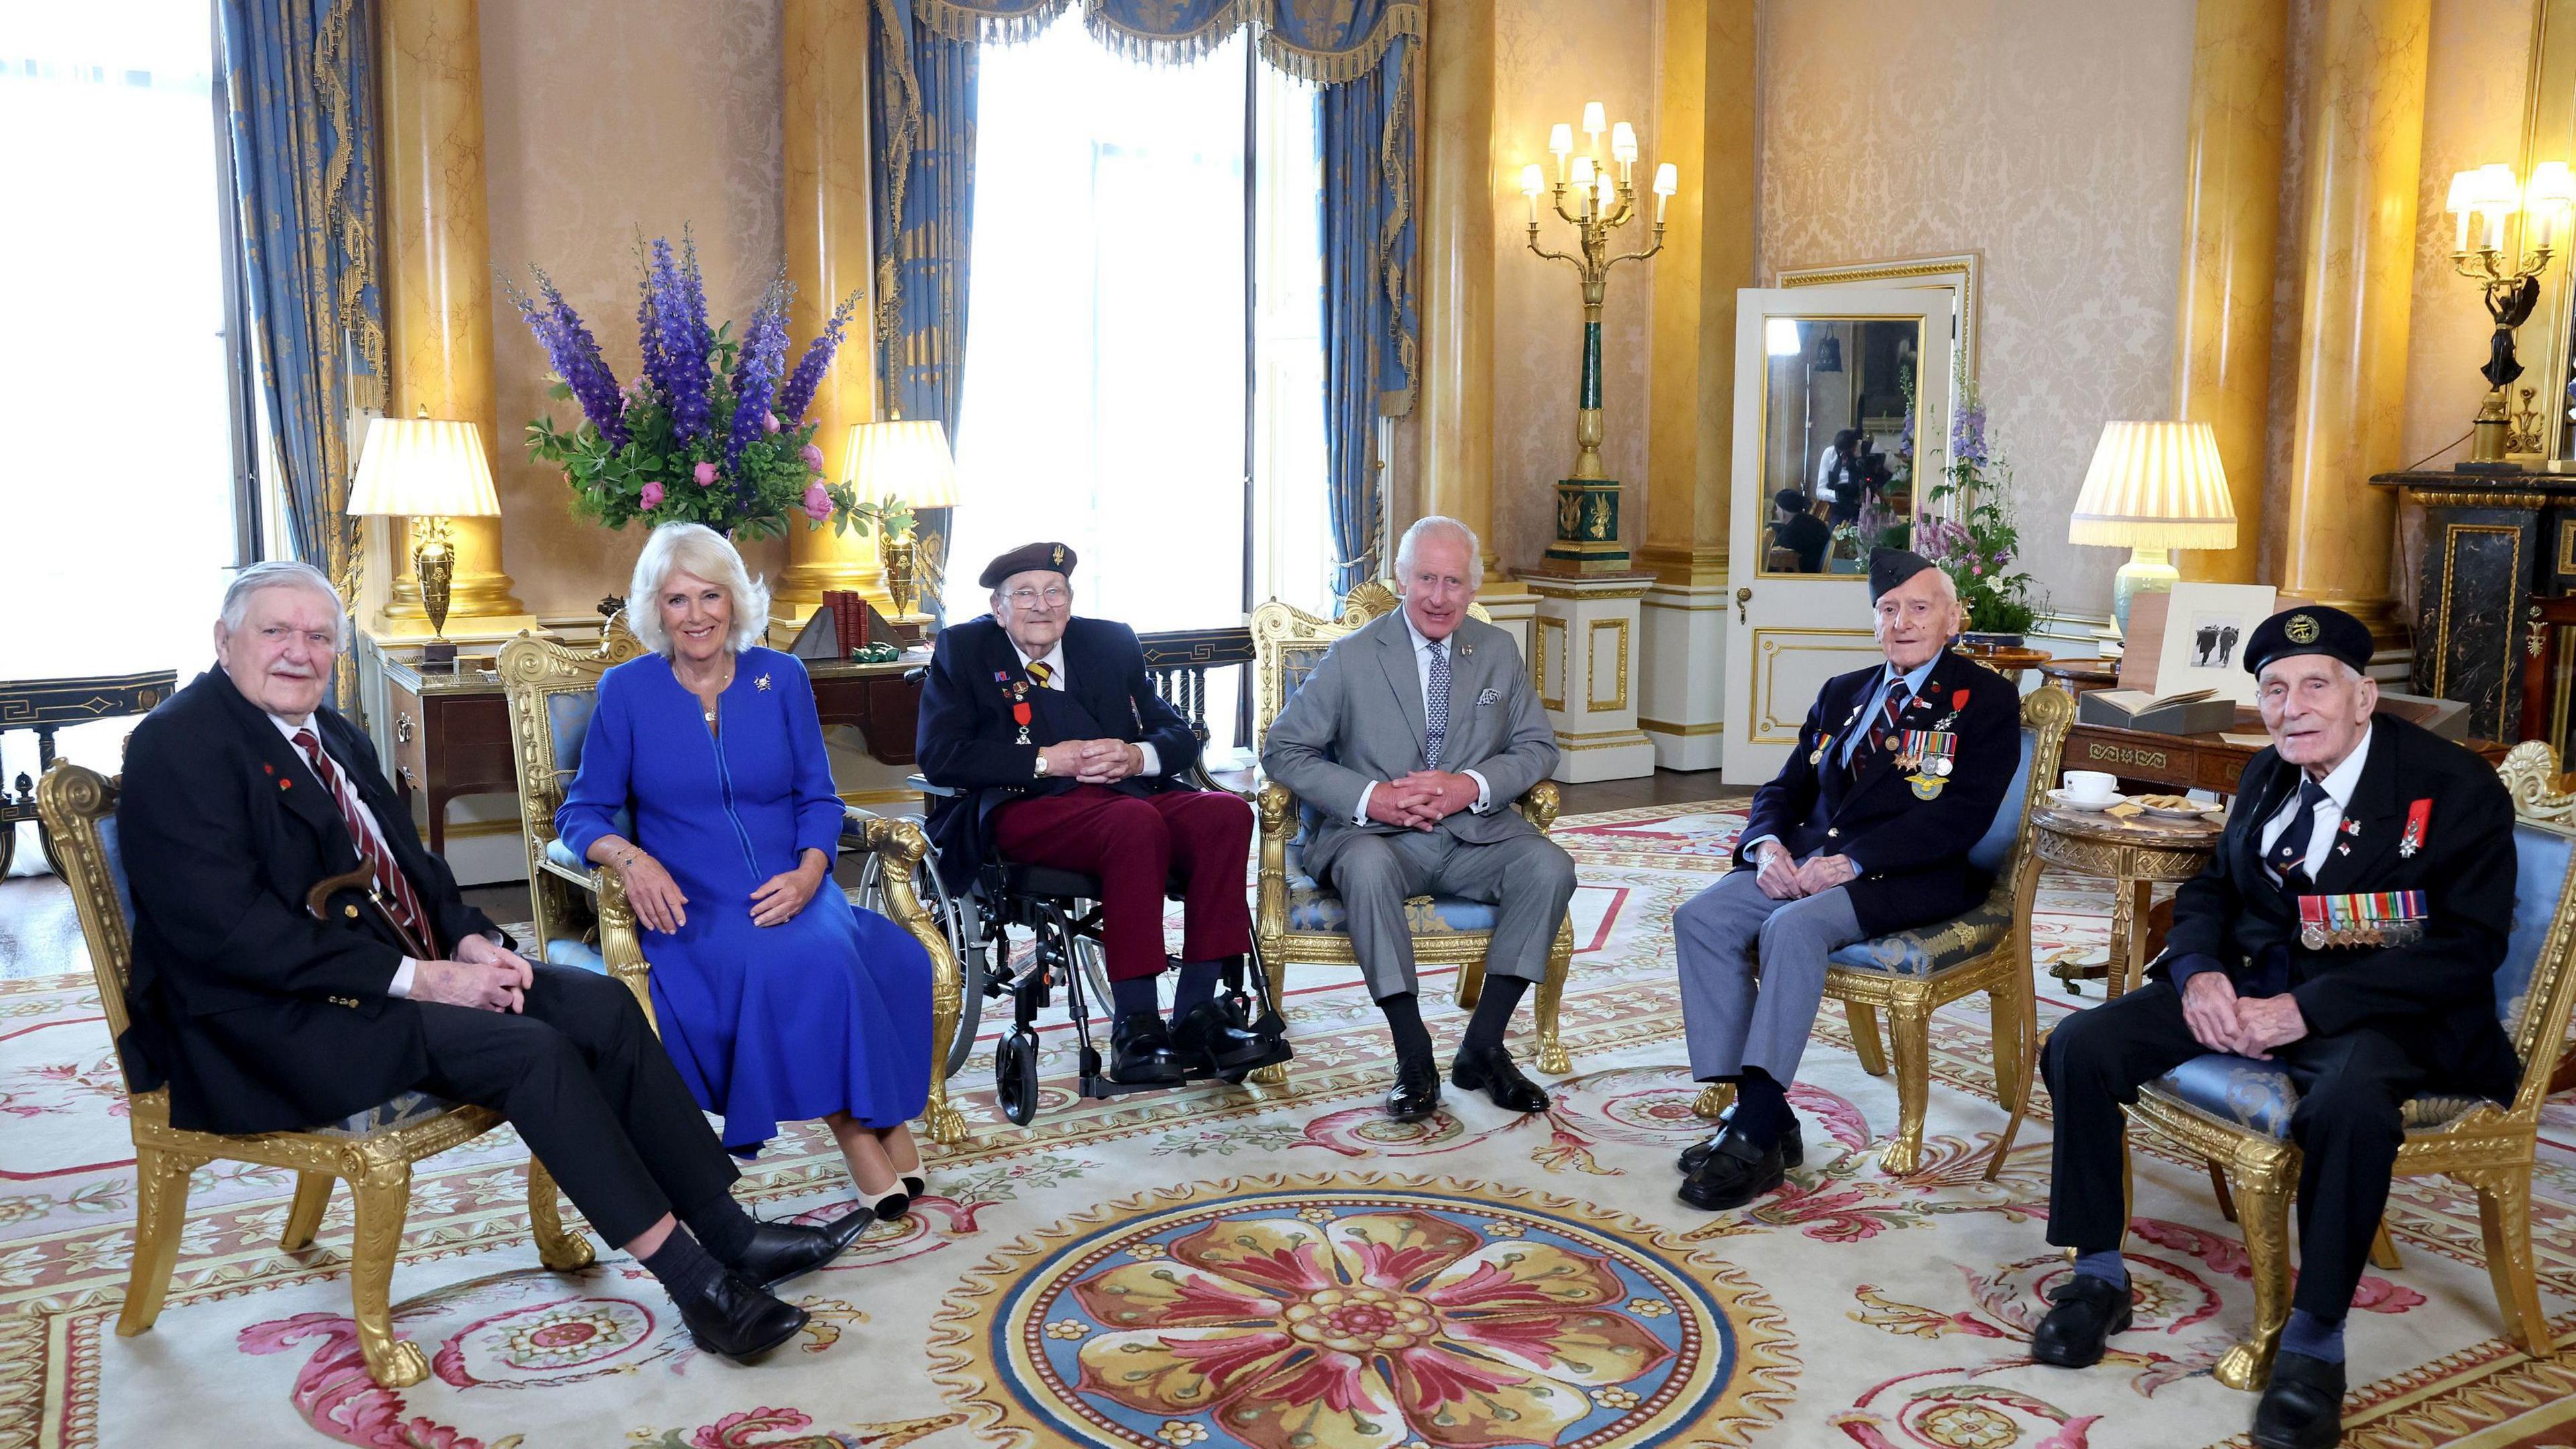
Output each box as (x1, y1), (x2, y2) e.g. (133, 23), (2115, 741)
(2142, 583), (2277, 703)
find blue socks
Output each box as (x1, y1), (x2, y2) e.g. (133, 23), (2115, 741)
(2072, 1250), (2129, 1289)
(2281, 1309), (2347, 1363)
(1172, 959), (1224, 1016)
(1110, 975), (1160, 1020)
(1729, 1069), (1792, 1149)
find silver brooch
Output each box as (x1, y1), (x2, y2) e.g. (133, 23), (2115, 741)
(755, 674), (773, 692)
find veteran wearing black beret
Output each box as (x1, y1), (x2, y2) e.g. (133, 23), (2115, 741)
(916, 541), (1280, 1087)
(2029, 604), (2520, 1449)
(1768, 488), (1831, 574)
(1668, 547), (2019, 1210)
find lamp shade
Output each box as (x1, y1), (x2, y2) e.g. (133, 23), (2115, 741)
(843, 419), (959, 509)
(2068, 420), (2237, 550)
(345, 417), (500, 518)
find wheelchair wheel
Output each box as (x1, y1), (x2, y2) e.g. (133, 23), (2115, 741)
(996, 1028), (1040, 1126)
(1073, 934), (1113, 1022)
(855, 847), (987, 1079)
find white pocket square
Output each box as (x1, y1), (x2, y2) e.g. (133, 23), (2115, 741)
(1477, 688), (1500, 706)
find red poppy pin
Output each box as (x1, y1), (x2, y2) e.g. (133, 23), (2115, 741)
(278, 777), (292, 792)
(261, 763), (274, 775)
(1952, 689), (1971, 710)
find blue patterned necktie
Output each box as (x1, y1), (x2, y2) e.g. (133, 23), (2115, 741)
(2268, 778), (2330, 889)
(1424, 640), (1450, 769)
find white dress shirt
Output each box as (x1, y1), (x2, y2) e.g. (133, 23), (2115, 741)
(1350, 612), (1493, 825)
(1011, 637), (1162, 777)
(2259, 724), (2372, 880)
(268, 712), (419, 996)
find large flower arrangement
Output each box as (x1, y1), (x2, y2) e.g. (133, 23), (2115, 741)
(508, 231), (909, 542)
(1917, 376), (2043, 637)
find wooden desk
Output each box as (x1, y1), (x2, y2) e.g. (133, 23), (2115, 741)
(2064, 717), (2510, 797)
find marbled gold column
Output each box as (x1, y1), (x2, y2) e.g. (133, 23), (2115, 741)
(1418, 0), (1497, 575)
(378, 0), (524, 621)
(776, 0), (886, 617)
(2171, 0), (2286, 585)
(1640, 0), (1752, 588)
(2279, 0), (2430, 631)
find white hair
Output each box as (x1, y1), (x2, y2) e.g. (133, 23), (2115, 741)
(1395, 515), (1484, 590)
(629, 522), (771, 656)
(219, 561), (347, 648)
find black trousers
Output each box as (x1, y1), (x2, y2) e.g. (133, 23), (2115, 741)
(413, 965), (737, 1248)
(2042, 980), (2426, 1322)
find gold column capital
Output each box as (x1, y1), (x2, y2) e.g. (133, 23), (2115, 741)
(1419, 1), (1497, 575)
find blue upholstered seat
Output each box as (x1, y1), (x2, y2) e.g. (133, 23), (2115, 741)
(1827, 723), (2037, 979)
(2148, 820), (2572, 1138)
(1281, 841), (1499, 936)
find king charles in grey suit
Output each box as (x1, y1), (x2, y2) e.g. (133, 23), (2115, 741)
(1262, 516), (1576, 1122)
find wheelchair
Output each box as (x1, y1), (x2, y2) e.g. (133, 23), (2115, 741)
(849, 781), (1291, 1127)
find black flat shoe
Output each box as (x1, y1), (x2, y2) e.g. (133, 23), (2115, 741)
(732, 1210), (870, 1290)
(900, 1173), (926, 1199)
(1171, 998), (1271, 1071)
(1450, 1043), (1549, 1113)
(1109, 1011), (1186, 1085)
(2029, 1274), (2133, 1368)
(1386, 1053), (1442, 1122)
(672, 1268), (809, 1361)
(1680, 1115), (1804, 1175)
(1676, 1126), (1786, 1211)
(2251, 1351), (2346, 1449)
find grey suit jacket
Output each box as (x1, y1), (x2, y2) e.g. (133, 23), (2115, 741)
(1261, 611), (1559, 881)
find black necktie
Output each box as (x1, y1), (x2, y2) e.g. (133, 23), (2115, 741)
(2268, 778), (2330, 889)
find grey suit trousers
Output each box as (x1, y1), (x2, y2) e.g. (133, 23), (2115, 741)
(1672, 869), (1864, 1083)
(1320, 826), (1576, 998)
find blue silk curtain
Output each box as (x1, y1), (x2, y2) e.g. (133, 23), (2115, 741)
(217, 0), (385, 624)
(1318, 25), (1415, 599)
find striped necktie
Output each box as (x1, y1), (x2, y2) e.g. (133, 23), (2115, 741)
(1026, 659), (1053, 689)
(291, 729), (435, 956)
(1853, 677), (1911, 777)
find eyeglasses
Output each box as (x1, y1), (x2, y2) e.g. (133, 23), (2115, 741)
(1004, 586), (1070, 608)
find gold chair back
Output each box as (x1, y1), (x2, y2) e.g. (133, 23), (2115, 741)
(1248, 584), (1492, 751)
(497, 614), (647, 972)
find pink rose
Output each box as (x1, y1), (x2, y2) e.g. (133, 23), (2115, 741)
(639, 481), (665, 509)
(800, 442), (826, 472)
(693, 460), (718, 486)
(802, 483), (833, 521)
(762, 411), (780, 433)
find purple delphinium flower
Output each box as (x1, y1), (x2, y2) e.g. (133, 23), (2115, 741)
(505, 272), (630, 448)
(643, 235), (712, 445)
(774, 288), (860, 430)
(725, 270), (794, 472)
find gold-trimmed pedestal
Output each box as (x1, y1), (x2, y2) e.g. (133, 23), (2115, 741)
(1524, 573), (1655, 783)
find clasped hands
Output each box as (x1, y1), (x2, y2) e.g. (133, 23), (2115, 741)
(411, 932), (535, 1014)
(1366, 770), (1481, 831)
(1040, 738), (1146, 785)
(2181, 970), (2309, 1059)
(1754, 841), (1858, 900)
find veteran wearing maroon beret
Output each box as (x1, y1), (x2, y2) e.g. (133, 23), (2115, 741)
(915, 541), (1279, 1086)
(2029, 604), (2522, 1449)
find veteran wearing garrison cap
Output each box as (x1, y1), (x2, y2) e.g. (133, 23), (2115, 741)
(915, 541), (1278, 1086)
(1668, 548), (2017, 1212)
(2028, 604), (2521, 1449)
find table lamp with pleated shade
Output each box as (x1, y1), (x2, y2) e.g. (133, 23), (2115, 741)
(346, 413), (502, 664)
(2069, 420), (2238, 632)
(843, 419), (958, 616)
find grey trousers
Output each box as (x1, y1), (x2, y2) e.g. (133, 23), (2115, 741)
(1672, 868), (1865, 1083)
(1324, 828), (1577, 998)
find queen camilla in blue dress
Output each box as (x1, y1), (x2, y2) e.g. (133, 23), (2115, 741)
(559, 523), (932, 1218)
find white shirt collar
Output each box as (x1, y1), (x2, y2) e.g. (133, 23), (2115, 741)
(266, 710), (317, 741)
(1011, 636), (1066, 680)
(2304, 723), (2373, 809)
(1400, 609), (1448, 656)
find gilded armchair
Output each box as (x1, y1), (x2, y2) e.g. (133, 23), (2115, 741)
(496, 619), (967, 1144)
(38, 763), (594, 1390)
(2119, 740), (2576, 1390)
(1250, 584), (1574, 1073)
(1692, 683), (2075, 1177)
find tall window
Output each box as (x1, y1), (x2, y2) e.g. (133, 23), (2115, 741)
(945, 17), (1332, 716)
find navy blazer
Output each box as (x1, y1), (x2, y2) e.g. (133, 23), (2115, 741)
(914, 615), (1200, 891)
(1734, 650), (2019, 936)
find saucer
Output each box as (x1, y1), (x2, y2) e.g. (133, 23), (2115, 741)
(2046, 788), (2122, 813)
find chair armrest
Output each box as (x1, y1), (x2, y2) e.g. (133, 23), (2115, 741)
(1256, 781), (1295, 943)
(909, 773), (958, 799)
(590, 865), (656, 1026)
(1515, 779), (1561, 832)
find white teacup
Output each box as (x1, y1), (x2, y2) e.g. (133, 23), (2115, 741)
(2061, 770), (2118, 804)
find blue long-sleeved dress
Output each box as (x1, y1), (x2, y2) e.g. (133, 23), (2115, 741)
(557, 646), (930, 1151)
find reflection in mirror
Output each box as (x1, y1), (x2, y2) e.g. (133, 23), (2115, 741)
(1759, 318), (1921, 576)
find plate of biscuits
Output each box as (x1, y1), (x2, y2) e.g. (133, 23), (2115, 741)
(2130, 792), (2216, 820)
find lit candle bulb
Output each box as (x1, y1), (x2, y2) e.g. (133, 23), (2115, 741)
(1548, 122), (1572, 181)
(1653, 162), (1678, 223)
(1521, 163), (1544, 226)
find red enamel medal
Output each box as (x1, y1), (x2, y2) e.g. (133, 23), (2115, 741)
(2399, 798), (2431, 859)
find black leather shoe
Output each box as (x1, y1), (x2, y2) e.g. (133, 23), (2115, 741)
(1676, 1126), (1786, 1211)
(1450, 1043), (1550, 1113)
(900, 1173), (927, 1199)
(1679, 1116), (1804, 1175)
(2029, 1274), (2133, 1368)
(1110, 1011), (1186, 1085)
(1386, 1054), (1442, 1122)
(1171, 998), (1271, 1071)
(2251, 1351), (2346, 1449)
(733, 1210), (870, 1289)
(672, 1268), (809, 1361)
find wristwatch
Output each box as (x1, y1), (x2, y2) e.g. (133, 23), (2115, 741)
(1034, 751), (1051, 778)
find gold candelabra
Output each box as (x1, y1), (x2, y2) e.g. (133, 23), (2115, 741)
(1521, 105), (1679, 574)
(2445, 161), (2573, 466)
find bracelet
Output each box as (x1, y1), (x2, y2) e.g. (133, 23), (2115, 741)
(614, 848), (641, 871)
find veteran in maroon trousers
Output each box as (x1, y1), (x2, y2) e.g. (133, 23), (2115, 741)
(916, 541), (1276, 1085)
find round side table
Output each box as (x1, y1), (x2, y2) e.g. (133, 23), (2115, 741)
(2033, 804), (2224, 998)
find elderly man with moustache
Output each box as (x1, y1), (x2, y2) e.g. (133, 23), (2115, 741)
(1668, 548), (2018, 1212)
(113, 561), (860, 1363)
(2029, 605), (2522, 1449)
(1261, 515), (1574, 1122)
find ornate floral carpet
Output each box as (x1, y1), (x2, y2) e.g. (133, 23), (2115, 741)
(4, 804), (2575, 1448)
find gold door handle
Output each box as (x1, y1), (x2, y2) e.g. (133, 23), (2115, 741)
(1735, 586), (1752, 625)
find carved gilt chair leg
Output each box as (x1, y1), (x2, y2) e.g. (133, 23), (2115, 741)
(1454, 952), (1487, 1011)
(526, 1158), (596, 1271)
(280, 1170), (333, 1252)
(118, 1145), (201, 1337)
(2214, 1163), (2295, 1391)
(1693, 1081), (1737, 1120)
(2470, 1169), (2553, 1358)
(347, 1160), (430, 1388)
(1845, 1000), (1889, 1077)
(1986, 982), (2024, 1111)
(2208, 1161), (2239, 1222)
(1534, 918), (1573, 1075)
(2368, 1220), (2402, 1272)
(1877, 1003), (1932, 1175)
